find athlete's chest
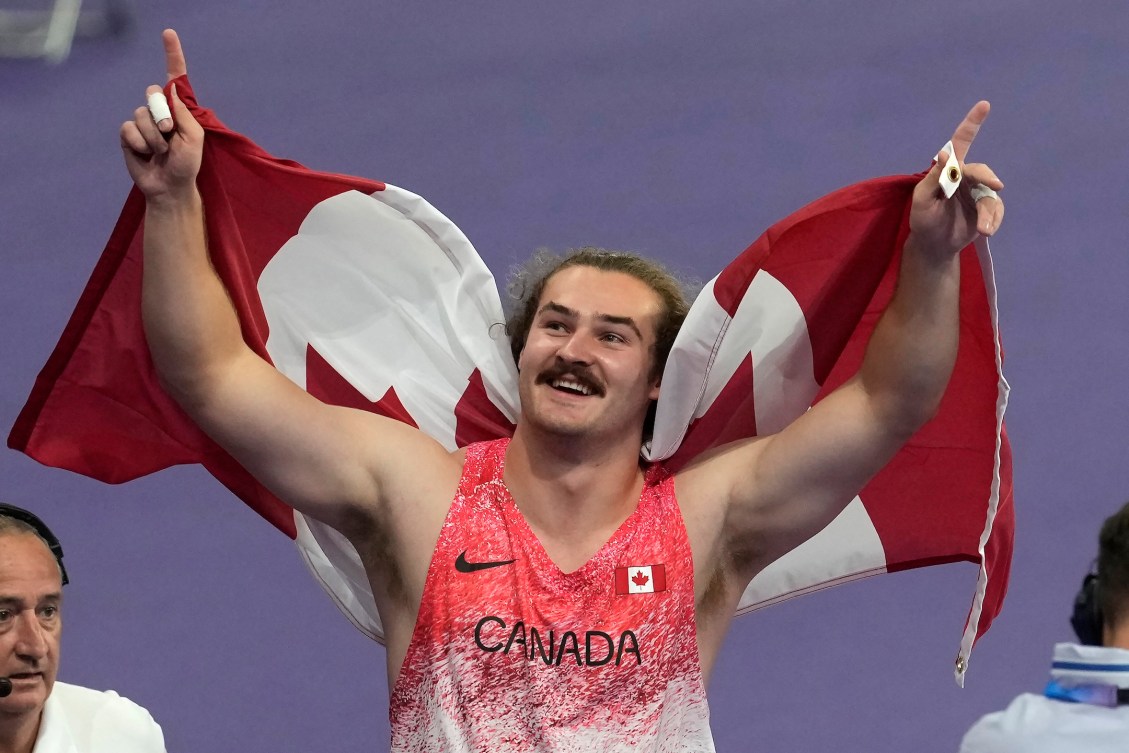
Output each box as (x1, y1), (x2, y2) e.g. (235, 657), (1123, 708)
(421, 479), (692, 666)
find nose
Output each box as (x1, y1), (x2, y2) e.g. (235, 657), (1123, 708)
(555, 331), (595, 365)
(13, 612), (48, 660)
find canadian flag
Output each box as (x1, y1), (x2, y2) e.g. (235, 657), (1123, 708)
(7, 75), (1011, 681)
(616, 565), (668, 595)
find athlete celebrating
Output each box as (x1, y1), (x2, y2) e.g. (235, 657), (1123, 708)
(121, 29), (1004, 752)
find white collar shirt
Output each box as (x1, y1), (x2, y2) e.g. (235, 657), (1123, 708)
(32, 681), (166, 753)
(959, 643), (1129, 753)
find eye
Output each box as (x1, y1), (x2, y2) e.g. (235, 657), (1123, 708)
(600, 332), (627, 344)
(0, 610), (10, 623)
(38, 606), (59, 620)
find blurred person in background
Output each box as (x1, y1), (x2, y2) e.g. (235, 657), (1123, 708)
(0, 504), (166, 753)
(960, 500), (1129, 752)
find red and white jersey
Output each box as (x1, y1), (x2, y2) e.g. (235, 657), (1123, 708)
(390, 439), (715, 752)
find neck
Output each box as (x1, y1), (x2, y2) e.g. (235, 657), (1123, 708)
(1104, 621), (1129, 650)
(0, 710), (42, 753)
(505, 425), (646, 561)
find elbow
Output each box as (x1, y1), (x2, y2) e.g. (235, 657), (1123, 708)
(149, 349), (229, 419)
(881, 386), (946, 441)
(143, 321), (238, 415)
(153, 367), (209, 415)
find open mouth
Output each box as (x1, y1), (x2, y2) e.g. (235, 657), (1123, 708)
(550, 378), (597, 396)
(535, 363), (605, 397)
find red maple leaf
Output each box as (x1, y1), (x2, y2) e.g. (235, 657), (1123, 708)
(632, 570), (650, 587)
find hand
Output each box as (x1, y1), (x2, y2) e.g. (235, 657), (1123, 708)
(909, 101), (1005, 258)
(119, 29), (204, 204)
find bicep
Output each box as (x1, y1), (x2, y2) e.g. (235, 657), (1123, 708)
(185, 349), (446, 533)
(712, 377), (913, 569)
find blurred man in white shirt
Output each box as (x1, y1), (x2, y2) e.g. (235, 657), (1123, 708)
(0, 504), (166, 753)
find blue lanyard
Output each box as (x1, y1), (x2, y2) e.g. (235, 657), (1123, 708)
(1045, 679), (1129, 708)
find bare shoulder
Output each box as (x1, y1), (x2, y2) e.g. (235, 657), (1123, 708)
(672, 438), (765, 563)
(672, 437), (776, 666)
(346, 420), (471, 623)
(352, 410), (468, 514)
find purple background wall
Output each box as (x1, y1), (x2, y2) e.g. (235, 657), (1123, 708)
(2, 1), (1127, 750)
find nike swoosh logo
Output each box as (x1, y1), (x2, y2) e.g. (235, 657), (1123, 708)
(455, 551), (516, 573)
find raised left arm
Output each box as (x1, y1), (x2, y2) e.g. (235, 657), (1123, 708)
(859, 99), (1005, 442)
(685, 102), (1005, 577)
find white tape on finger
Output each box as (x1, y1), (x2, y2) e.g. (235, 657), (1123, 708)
(970, 184), (999, 202)
(147, 91), (172, 125)
(935, 139), (961, 199)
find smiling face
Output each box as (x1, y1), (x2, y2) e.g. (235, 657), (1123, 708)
(517, 266), (663, 443)
(0, 533), (62, 722)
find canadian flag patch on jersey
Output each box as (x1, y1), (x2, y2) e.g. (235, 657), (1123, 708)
(615, 565), (667, 595)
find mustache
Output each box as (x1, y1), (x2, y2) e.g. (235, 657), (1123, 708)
(535, 360), (605, 396)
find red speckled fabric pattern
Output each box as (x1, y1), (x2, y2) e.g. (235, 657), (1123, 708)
(389, 439), (714, 752)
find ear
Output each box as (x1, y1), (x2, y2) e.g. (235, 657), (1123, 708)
(648, 377), (661, 401)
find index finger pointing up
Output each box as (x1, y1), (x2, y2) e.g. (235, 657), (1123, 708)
(949, 100), (990, 163)
(162, 28), (187, 81)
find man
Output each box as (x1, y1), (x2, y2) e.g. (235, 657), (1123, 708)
(120, 29), (1005, 751)
(959, 502), (1129, 752)
(0, 505), (166, 753)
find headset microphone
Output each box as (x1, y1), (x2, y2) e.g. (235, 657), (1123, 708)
(0, 678), (11, 698)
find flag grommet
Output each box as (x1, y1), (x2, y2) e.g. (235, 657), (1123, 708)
(936, 139), (962, 198)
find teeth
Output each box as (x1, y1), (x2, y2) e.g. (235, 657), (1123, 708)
(552, 379), (593, 396)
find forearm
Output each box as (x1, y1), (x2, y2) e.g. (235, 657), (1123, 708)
(141, 189), (247, 409)
(858, 232), (961, 434)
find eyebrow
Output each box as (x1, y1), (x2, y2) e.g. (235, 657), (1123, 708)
(537, 301), (644, 340)
(0, 593), (61, 607)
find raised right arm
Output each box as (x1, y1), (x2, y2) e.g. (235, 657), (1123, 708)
(119, 31), (455, 537)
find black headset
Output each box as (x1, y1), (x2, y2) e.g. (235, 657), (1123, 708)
(0, 503), (69, 586)
(1070, 564), (1102, 646)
